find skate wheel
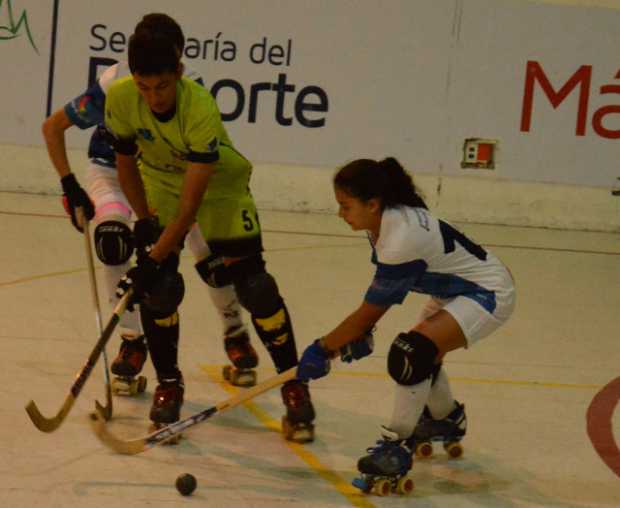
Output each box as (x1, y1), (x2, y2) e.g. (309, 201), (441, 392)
(372, 479), (391, 496)
(444, 441), (463, 458)
(281, 416), (315, 443)
(415, 441), (433, 458)
(111, 378), (131, 396)
(230, 369), (257, 387)
(136, 376), (147, 393)
(395, 476), (414, 495)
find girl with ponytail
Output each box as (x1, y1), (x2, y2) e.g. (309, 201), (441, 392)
(297, 157), (516, 493)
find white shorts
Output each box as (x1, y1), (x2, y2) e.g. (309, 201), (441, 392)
(418, 270), (516, 346)
(84, 162), (133, 223)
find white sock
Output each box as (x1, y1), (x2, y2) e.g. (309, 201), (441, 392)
(427, 367), (456, 420)
(186, 224), (244, 335)
(388, 378), (432, 439)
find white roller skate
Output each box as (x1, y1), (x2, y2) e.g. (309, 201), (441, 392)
(352, 426), (415, 496)
(222, 326), (258, 387)
(408, 402), (466, 459)
(110, 335), (148, 396)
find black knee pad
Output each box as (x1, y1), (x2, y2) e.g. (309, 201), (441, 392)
(143, 265), (185, 315)
(387, 331), (439, 385)
(94, 220), (134, 265)
(235, 271), (280, 317)
(195, 253), (230, 288)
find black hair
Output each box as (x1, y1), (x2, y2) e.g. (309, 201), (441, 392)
(333, 157), (428, 210)
(128, 13), (184, 75)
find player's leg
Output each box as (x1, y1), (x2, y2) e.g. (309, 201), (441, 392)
(196, 176), (315, 442)
(85, 163), (147, 395)
(140, 253), (185, 432)
(188, 224), (258, 387)
(140, 179), (187, 435)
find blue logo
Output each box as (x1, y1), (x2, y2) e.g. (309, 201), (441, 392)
(137, 128), (155, 141)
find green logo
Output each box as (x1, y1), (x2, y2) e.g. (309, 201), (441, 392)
(0, 0), (38, 53)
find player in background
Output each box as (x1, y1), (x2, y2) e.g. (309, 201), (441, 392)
(41, 14), (256, 396)
(106, 13), (316, 441)
(296, 157), (516, 493)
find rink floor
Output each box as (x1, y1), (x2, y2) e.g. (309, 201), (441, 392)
(1, 191), (619, 508)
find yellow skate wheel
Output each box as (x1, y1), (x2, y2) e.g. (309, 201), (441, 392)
(373, 479), (391, 496)
(444, 441), (463, 458)
(111, 377), (131, 396)
(415, 441), (433, 458)
(231, 369), (256, 387)
(395, 476), (414, 495)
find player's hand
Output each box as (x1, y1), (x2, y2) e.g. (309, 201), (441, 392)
(61, 173), (95, 232)
(116, 257), (160, 310)
(340, 329), (375, 363)
(297, 340), (331, 381)
(133, 216), (162, 261)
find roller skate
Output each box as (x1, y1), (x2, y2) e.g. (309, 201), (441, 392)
(352, 426), (415, 496)
(149, 376), (184, 445)
(222, 326), (258, 387)
(110, 335), (148, 396)
(281, 379), (315, 443)
(408, 402), (466, 459)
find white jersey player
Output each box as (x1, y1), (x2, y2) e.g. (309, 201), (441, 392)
(42, 54), (253, 393)
(296, 157), (515, 494)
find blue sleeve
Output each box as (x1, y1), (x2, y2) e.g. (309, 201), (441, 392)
(64, 82), (106, 129)
(364, 259), (427, 306)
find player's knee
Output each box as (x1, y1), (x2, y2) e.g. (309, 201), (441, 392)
(235, 271), (281, 317)
(143, 270), (185, 315)
(94, 220), (134, 265)
(195, 254), (231, 288)
(387, 331), (439, 385)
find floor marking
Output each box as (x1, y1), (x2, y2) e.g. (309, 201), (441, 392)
(586, 376), (620, 478)
(200, 365), (376, 508)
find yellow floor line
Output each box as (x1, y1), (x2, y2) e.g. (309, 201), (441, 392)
(200, 365), (376, 508)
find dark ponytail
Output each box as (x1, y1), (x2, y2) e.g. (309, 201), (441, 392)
(333, 157), (427, 210)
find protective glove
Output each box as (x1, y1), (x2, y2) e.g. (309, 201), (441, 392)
(297, 339), (331, 381)
(133, 216), (162, 262)
(339, 329), (375, 363)
(60, 173), (95, 232)
(116, 256), (160, 310)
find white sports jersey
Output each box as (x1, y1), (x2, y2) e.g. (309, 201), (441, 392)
(365, 206), (510, 314)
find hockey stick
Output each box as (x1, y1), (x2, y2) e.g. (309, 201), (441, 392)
(25, 290), (132, 432)
(80, 208), (114, 421)
(90, 366), (298, 454)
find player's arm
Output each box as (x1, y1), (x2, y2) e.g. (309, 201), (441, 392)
(321, 301), (389, 354)
(115, 152), (150, 219)
(149, 161), (215, 262)
(42, 109), (74, 178)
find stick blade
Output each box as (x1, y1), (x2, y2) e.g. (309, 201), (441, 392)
(89, 411), (147, 455)
(25, 400), (65, 433)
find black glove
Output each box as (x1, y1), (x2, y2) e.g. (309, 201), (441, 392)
(133, 216), (162, 262)
(116, 257), (161, 310)
(61, 173), (95, 232)
(339, 329), (375, 363)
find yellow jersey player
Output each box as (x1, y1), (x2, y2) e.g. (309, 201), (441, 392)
(106, 13), (315, 442)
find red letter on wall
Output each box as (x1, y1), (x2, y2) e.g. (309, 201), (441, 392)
(520, 61), (592, 136)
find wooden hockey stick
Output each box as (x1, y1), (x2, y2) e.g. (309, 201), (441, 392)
(80, 209), (113, 421)
(25, 290), (131, 432)
(90, 366), (298, 454)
